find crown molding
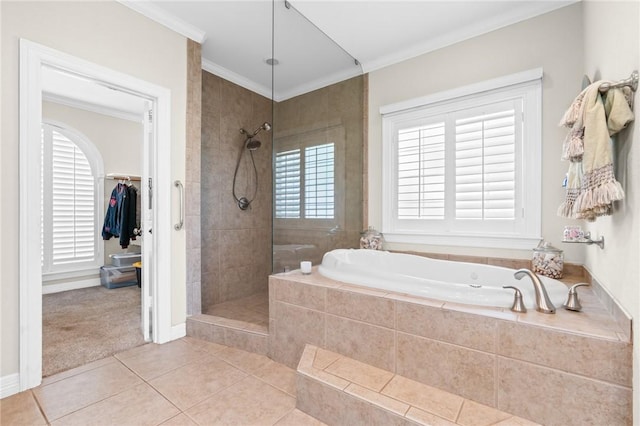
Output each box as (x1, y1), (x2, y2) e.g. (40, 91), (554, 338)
(43, 92), (144, 123)
(117, 1), (207, 43)
(202, 59), (272, 100)
(361, 1), (576, 74)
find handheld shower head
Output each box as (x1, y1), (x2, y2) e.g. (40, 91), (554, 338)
(240, 122), (272, 138)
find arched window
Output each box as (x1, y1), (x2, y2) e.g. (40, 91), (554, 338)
(41, 121), (104, 276)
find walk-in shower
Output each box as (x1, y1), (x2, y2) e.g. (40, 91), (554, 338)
(232, 122), (272, 210)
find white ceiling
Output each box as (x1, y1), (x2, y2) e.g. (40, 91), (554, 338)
(123, 0), (574, 101)
(43, 1), (575, 115)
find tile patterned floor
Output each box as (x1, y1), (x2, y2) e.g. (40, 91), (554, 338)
(203, 292), (269, 328)
(1, 337), (323, 426)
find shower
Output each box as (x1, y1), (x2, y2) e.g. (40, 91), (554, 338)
(232, 122), (271, 210)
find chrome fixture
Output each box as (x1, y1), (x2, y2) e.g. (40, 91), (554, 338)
(503, 286), (527, 313)
(513, 268), (556, 314)
(562, 231), (604, 249)
(174, 180), (184, 230)
(563, 282), (589, 312)
(233, 122), (272, 210)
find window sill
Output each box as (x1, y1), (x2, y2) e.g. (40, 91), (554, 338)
(383, 232), (542, 250)
(42, 267), (101, 283)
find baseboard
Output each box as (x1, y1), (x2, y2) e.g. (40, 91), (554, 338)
(171, 323), (186, 340)
(42, 278), (101, 295)
(0, 373), (20, 398)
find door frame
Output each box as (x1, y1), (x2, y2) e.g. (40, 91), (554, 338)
(19, 39), (173, 390)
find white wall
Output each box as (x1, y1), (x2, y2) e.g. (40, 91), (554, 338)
(581, 1), (640, 422)
(1, 1), (187, 378)
(42, 101), (143, 269)
(368, 3), (585, 262)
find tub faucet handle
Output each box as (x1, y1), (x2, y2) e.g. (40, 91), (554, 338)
(503, 286), (527, 313)
(563, 282), (589, 312)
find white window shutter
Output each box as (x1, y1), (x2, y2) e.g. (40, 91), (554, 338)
(304, 143), (334, 219)
(455, 108), (516, 220)
(397, 123), (446, 219)
(274, 149), (301, 218)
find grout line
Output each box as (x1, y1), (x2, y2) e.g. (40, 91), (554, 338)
(30, 390), (50, 425)
(455, 399), (466, 423)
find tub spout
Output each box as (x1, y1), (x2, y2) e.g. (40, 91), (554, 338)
(514, 269), (556, 314)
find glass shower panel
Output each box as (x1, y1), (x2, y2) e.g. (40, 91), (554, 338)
(272, 0), (364, 273)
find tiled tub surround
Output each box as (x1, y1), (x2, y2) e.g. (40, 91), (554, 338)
(297, 344), (541, 426)
(268, 268), (632, 425)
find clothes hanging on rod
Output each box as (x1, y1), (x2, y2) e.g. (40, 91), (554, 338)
(102, 181), (139, 248)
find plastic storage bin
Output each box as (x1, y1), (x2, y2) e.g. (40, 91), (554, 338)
(100, 265), (138, 289)
(110, 252), (142, 267)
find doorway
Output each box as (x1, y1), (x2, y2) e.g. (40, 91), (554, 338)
(19, 39), (173, 391)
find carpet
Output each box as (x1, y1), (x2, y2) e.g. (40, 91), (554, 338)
(42, 285), (146, 377)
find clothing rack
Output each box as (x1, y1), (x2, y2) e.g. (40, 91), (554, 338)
(598, 70), (638, 93)
(106, 173), (141, 182)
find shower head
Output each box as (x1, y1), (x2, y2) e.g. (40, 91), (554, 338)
(245, 138), (262, 151)
(240, 122), (272, 138)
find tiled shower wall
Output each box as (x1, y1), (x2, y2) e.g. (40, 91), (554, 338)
(186, 40), (202, 315)
(272, 76), (364, 271)
(201, 71), (273, 310)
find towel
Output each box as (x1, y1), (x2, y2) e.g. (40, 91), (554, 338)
(558, 83), (633, 221)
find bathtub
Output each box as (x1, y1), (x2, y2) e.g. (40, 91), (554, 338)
(318, 249), (568, 309)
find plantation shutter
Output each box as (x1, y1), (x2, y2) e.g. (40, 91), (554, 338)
(455, 106), (516, 220)
(397, 122), (446, 219)
(304, 143), (334, 219)
(274, 148), (301, 218)
(50, 129), (96, 264)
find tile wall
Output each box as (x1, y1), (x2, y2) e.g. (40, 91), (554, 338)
(201, 71), (273, 309)
(268, 271), (632, 425)
(186, 40), (202, 315)
(272, 76), (364, 271)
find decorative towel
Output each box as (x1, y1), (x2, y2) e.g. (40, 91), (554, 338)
(558, 83), (634, 221)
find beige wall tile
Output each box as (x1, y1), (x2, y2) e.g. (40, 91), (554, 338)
(0, 391), (48, 426)
(273, 277), (326, 311)
(326, 288), (395, 328)
(223, 328), (268, 355)
(498, 321), (631, 387)
(296, 374), (413, 426)
(396, 333), (496, 407)
(325, 314), (395, 371)
(325, 356), (394, 392)
(497, 357), (632, 425)
(381, 375), (463, 422)
(396, 301), (498, 352)
(270, 302), (325, 368)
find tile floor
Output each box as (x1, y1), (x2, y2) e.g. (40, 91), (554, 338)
(203, 292), (269, 329)
(1, 337), (323, 426)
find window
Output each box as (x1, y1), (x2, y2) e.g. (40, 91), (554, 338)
(381, 69), (542, 249)
(275, 142), (335, 220)
(41, 122), (103, 276)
